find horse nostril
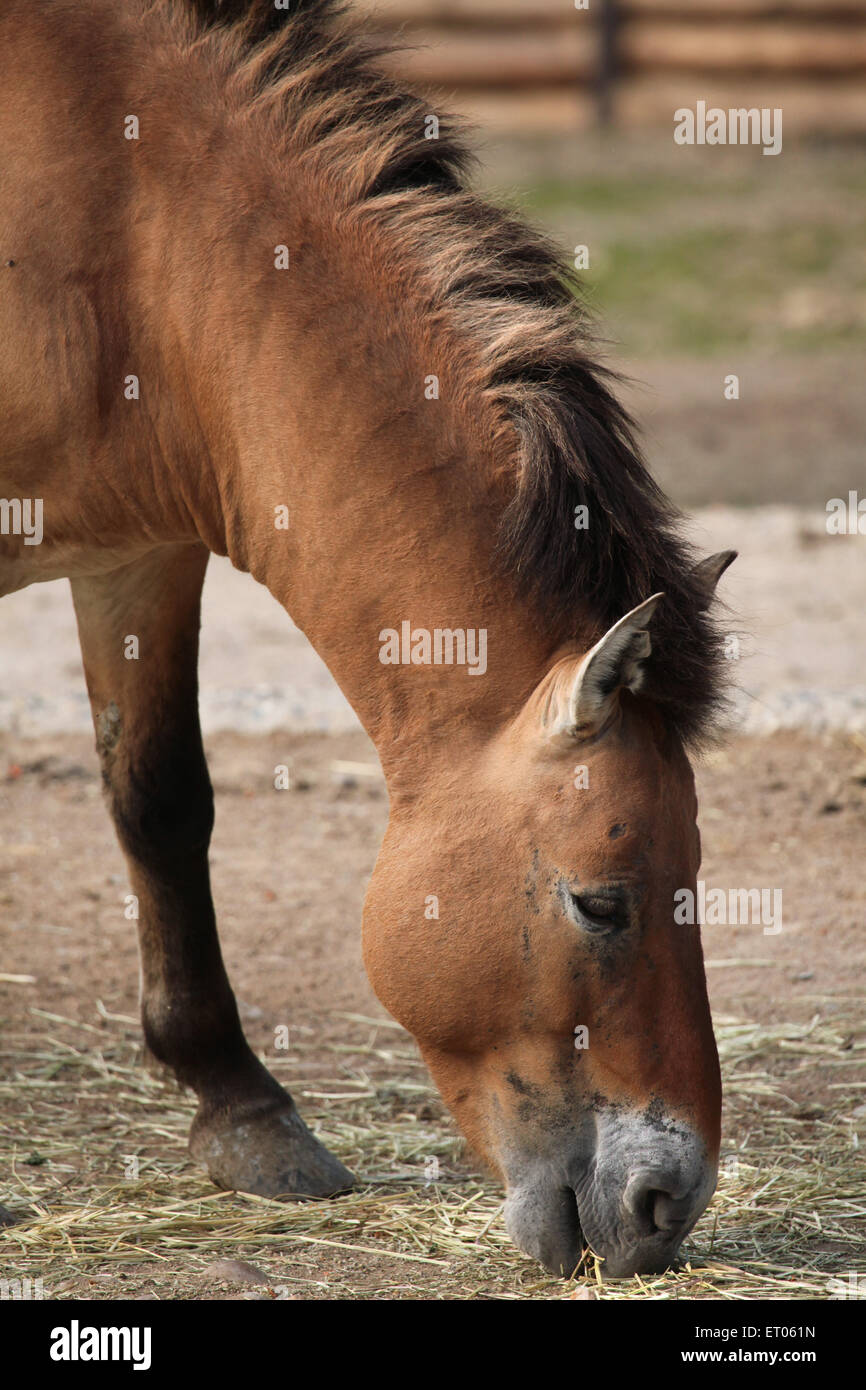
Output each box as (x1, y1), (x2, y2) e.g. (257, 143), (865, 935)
(624, 1171), (693, 1237)
(649, 1190), (693, 1234)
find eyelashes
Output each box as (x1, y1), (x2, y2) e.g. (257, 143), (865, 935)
(563, 887), (629, 933)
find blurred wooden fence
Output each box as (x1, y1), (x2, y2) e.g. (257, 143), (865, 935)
(358, 0), (866, 133)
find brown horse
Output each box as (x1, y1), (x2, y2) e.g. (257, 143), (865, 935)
(0, 0), (736, 1278)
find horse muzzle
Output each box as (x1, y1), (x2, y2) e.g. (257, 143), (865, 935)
(502, 1106), (718, 1279)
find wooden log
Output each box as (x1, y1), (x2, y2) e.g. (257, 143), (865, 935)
(622, 0), (866, 18)
(378, 30), (596, 87)
(359, 0), (866, 20)
(358, 0), (587, 24)
(377, 24), (866, 92)
(623, 22), (866, 73)
(450, 88), (596, 132)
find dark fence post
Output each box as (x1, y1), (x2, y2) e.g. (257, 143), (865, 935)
(596, 0), (621, 128)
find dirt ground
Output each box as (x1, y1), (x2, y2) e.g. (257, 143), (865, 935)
(2, 727), (863, 1038)
(0, 727), (863, 1299)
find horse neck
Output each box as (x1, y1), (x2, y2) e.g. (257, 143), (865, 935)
(222, 323), (559, 779)
(148, 216), (558, 779)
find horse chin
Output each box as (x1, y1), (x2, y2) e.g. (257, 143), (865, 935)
(504, 1182), (690, 1280)
(503, 1182), (584, 1278)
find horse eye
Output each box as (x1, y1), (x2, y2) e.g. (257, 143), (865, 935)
(573, 894), (626, 931)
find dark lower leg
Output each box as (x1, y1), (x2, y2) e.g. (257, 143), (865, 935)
(71, 550), (353, 1197)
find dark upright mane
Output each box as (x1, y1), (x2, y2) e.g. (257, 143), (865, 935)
(173, 0), (726, 745)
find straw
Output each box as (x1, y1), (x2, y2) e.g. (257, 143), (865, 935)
(0, 1004), (862, 1299)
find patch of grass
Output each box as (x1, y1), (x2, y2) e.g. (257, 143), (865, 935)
(581, 221), (866, 356)
(497, 148), (866, 357)
(521, 171), (754, 218)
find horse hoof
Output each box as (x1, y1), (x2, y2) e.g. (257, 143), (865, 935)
(189, 1102), (354, 1199)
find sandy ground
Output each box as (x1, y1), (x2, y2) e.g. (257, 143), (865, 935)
(1, 726), (863, 1043)
(622, 358), (866, 511)
(0, 727), (863, 1299)
(0, 505), (864, 739)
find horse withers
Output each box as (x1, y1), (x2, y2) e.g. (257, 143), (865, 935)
(0, 0), (735, 1278)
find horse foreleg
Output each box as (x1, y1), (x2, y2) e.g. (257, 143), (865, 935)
(70, 545), (353, 1198)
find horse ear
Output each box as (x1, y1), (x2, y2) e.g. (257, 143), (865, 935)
(692, 550), (736, 607)
(544, 594), (664, 743)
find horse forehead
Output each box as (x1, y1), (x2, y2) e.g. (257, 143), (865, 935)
(522, 755), (696, 866)
(564, 735), (691, 812)
(588, 723), (696, 813)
